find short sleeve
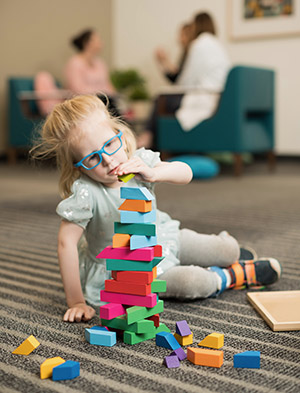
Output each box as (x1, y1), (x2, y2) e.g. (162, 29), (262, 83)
(56, 179), (94, 229)
(134, 148), (161, 168)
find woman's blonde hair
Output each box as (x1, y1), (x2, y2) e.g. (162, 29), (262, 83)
(30, 94), (136, 198)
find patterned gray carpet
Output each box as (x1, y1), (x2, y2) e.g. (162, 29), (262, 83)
(1, 168), (300, 393)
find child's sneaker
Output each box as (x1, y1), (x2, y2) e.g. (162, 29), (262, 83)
(228, 257), (281, 289)
(239, 246), (258, 262)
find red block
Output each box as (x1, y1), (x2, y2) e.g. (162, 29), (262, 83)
(111, 270), (154, 285)
(147, 313), (160, 327)
(154, 245), (162, 257)
(105, 279), (151, 296)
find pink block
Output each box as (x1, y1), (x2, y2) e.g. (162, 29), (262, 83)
(96, 246), (154, 261)
(100, 290), (157, 308)
(100, 303), (126, 320)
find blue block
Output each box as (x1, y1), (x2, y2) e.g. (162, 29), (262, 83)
(120, 186), (154, 201)
(233, 351), (260, 369)
(90, 325), (109, 332)
(52, 360), (80, 381)
(85, 328), (116, 346)
(130, 235), (157, 250)
(106, 257), (164, 272)
(156, 331), (181, 350)
(120, 210), (156, 224)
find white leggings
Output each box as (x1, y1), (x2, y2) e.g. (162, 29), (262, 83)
(159, 229), (240, 299)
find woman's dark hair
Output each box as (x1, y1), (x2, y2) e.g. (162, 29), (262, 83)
(194, 12), (216, 38)
(71, 29), (93, 51)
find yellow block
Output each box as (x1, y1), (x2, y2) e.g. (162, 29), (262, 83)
(12, 335), (40, 355)
(113, 233), (131, 248)
(118, 173), (135, 183)
(198, 333), (224, 349)
(174, 332), (193, 346)
(40, 357), (65, 379)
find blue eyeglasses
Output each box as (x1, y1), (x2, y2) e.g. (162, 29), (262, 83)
(74, 130), (123, 170)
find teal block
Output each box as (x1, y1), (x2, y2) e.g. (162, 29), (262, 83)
(234, 351), (260, 369)
(114, 222), (156, 236)
(52, 360), (80, 381)
(120, 186), (154, 201)
(120, 210), (156, 224)
(156, 331), (181, 350)
(85, 328), (116, 346)
(130, 235), (157, 250)
(106, 257), (164, 272)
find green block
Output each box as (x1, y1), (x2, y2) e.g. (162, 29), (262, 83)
(126, 300), (164, 324)
(151, 279), (167, 293)
(114, 222), (156, 236)
(123, 323), (170, 345)
(101, 315), (155, 334)
(106, 257), (163, 272)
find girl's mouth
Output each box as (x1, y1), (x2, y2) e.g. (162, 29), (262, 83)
(108, 166), (119, 176)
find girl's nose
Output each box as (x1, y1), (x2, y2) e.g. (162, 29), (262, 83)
(101, 153), (114, 166)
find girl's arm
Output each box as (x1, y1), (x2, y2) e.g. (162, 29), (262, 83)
(58, 220), (95, 322)
(116, 157), (193, 185)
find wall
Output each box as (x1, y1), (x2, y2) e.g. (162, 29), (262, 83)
(0, 0), (112, 154)
(113, 0), (300, 155)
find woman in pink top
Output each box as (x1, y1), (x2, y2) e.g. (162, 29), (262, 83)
(65, 29), (119, 115)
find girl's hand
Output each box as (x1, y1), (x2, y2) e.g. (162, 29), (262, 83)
(116, 157), (156, 183)
(63, 302), (95, 323)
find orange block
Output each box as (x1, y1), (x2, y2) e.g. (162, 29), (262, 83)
(153, 266), (157, 279)
(187, 347), (223, 368)
(112, 234), (131, 248)
(105, 279), (152, 296)
(119, 199), (152, 212)
(111, 270), (154, 284)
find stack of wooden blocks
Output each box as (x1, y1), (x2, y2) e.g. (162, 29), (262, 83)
(97, 186), (170, 345)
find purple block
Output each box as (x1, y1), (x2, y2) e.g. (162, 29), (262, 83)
(164, 355), (180, 368)
(176, 320), (191, 336)
(171, 347), (187, 361)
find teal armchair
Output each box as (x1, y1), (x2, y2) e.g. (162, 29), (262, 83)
(156, 66), (275, 175)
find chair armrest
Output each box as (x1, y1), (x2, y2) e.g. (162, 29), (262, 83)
(18, 90), (72, 100)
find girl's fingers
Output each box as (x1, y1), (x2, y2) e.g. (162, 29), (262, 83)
(75, 309), (84, 323)
(63, 309), (71, 322)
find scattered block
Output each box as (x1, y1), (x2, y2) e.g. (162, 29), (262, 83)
(120, 210), (156, 224)
(164, 355), (180, 368)
(171, 347), (187, 361)
(97, 246), (155, 261)
(130, 235), (157, 250)
(119, 199), (152, 212)
(100, 290), (157, 308)
(176, 320), (191, 336)
(174, 332), (193, 346)
(85, 328), (116, 346)
(187, 347), (223, 368)
(120, 186), (154, 201)
(198, 333), (224, 349)
(106, 257), (163, 272)
(124, 323), (170, 345)
(52, 360), (80, 381)
(40, 357), (65, 379)
(114, 222), (156, 236)
(112, 233), (130, 248)
(12, 335), (40, 355)
(111, 270), (154, 284)
(118, 173), (135, 183)
(233, 351), (260, 369)
(126, 300), (164, 324)
(101, 315), (155, 334)
(147, 313), (160, 327)
(105, 279), (152, 296)
(156, 331), (181, 350)
(151, 279), (167, 293)
(99, 303), (126, 320)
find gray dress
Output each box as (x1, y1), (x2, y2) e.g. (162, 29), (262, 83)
(56, 148), (180, 306)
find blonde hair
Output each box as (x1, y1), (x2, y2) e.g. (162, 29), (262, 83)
(30, 94), (136, 198)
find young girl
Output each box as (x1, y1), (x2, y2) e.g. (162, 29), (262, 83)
(31, 95), (281, 323)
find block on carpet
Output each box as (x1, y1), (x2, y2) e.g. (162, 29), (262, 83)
(40, 357), (65, 379)
(171, 347), (187, 361)
(233, 351), (260, 369)
(164, 355), (180, 368)
(120, 186), (154, 201)
(187, 347), (223, 368)
(12, 335), (40, 355)
(156, 331), (181, 350)
(85, 328), (116, 346)
(198, 333), (224, 349)
(176, 320), (191, 336)
(174, 332), (193, 346)
(52, 360), (80, 381)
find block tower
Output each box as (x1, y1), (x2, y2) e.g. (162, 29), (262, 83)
(96, 186), (170, 345)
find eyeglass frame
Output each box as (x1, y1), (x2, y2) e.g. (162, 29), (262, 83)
(74, 130), (123, 170)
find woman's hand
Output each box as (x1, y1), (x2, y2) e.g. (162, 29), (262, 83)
(116, 157), (157, 183)
(63, 302), (95, 323)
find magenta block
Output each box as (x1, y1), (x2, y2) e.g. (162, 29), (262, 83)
(100, 303), (126, 320)
(175, 320), (191, 336)
(100, 290), (157, 308)
(97, 246), (154, 261)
